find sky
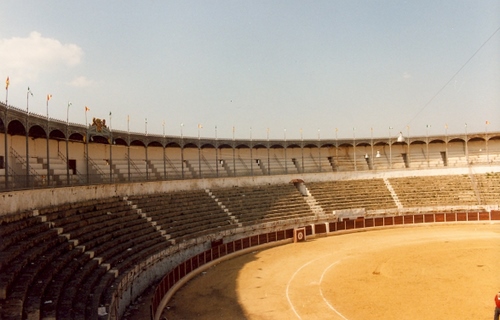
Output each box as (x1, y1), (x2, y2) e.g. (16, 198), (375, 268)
(0, 1), (499, 140)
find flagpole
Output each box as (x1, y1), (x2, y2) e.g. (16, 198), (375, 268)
(283, 128), (287, 174)
(352, 127), (356, 171)
(5, 76), (9, 105)
(232, 126), (236, 176)
(318, 128), (322, 172)
(67, 102), (72, 125)
(486, 121), (489, 163)
(197, 124), (202, 177)
(85, 106), (90, 183)
(445, 124), (448, 165)
(109, 111), (113, 183)
(389, 126), (393, 169)
(85, 107), (89, 127)
(65, 102), (71, 185)
(180, 123), (184, 179)
(250, 126), (253, 176)
(46, 94), (52, 119)
(162, 120), (166, 179)
(25, 87), (30, 187)
(300, 128), (304, 172)
(267, 127), (270, 175)
(215, 125), (218, 177)
(45, 94), (51, 186)
(3, 78), (7, 188)
(27, 87), (33, 113)
(127, 115), (130, 181)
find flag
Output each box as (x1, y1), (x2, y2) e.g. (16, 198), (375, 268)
(5, 77), (9, 90)
(198, 124), (203, 129)
(47, 94), (52, 101)
(85, 106), (90, 112)
(486, 121), (490, 125)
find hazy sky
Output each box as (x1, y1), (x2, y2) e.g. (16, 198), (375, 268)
(1, 1), (499, 140)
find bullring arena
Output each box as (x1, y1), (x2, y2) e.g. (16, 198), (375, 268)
(0, 101), (500, 319)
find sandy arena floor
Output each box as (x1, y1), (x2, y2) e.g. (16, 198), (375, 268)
(159, 224), (500, 320)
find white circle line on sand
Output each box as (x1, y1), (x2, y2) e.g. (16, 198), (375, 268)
(286, 257), (323, 320)
(319, 260), (349, 320)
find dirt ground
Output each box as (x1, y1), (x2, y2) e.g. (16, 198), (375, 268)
(153, 224), (500, 320)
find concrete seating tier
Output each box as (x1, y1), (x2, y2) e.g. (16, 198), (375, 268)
(210, 184), (314, 225)
(474, 172), (500, 205)
(306, 179), (397, 213)
(230, 158), (252, 176)
(334, 154), (355, 171)
(388, 175), (478, 208)
(0, 196), (170, 320)
(127, 190), (235, 241)
(48, 200), (166, 319)
(0, 214), (68, 319)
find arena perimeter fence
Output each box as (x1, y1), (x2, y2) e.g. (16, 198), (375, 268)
(149, 210), (500, 320)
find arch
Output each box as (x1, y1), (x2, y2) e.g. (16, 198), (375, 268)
(235, 144), (250, 149)
(303, 143), (318, 148)
(8, 120), (26, 136)
(429, 139), (445, 144)
(410, 140), (425, 145)
(320, 143), (335, 148)
(166, 142), (181, 148)
(29, 125), (47, 139)
(469, 137), (485, 143)
(69, 132), (84, 142)
(49, 129), (65, 140)
(488, 135), (500, 141)
(148, 141), (163, 147)
(201, 144), (216, 149)
(114, 138), (128, 146)
(183, 143), (198, 149)
(338, 142), (353, 148)
(91, 135), (110, 144)
(147, 139), (163, 147)
(131, 140), (146, 147)
(410, 138), (426, 144)
(356, 142), (370, 147)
